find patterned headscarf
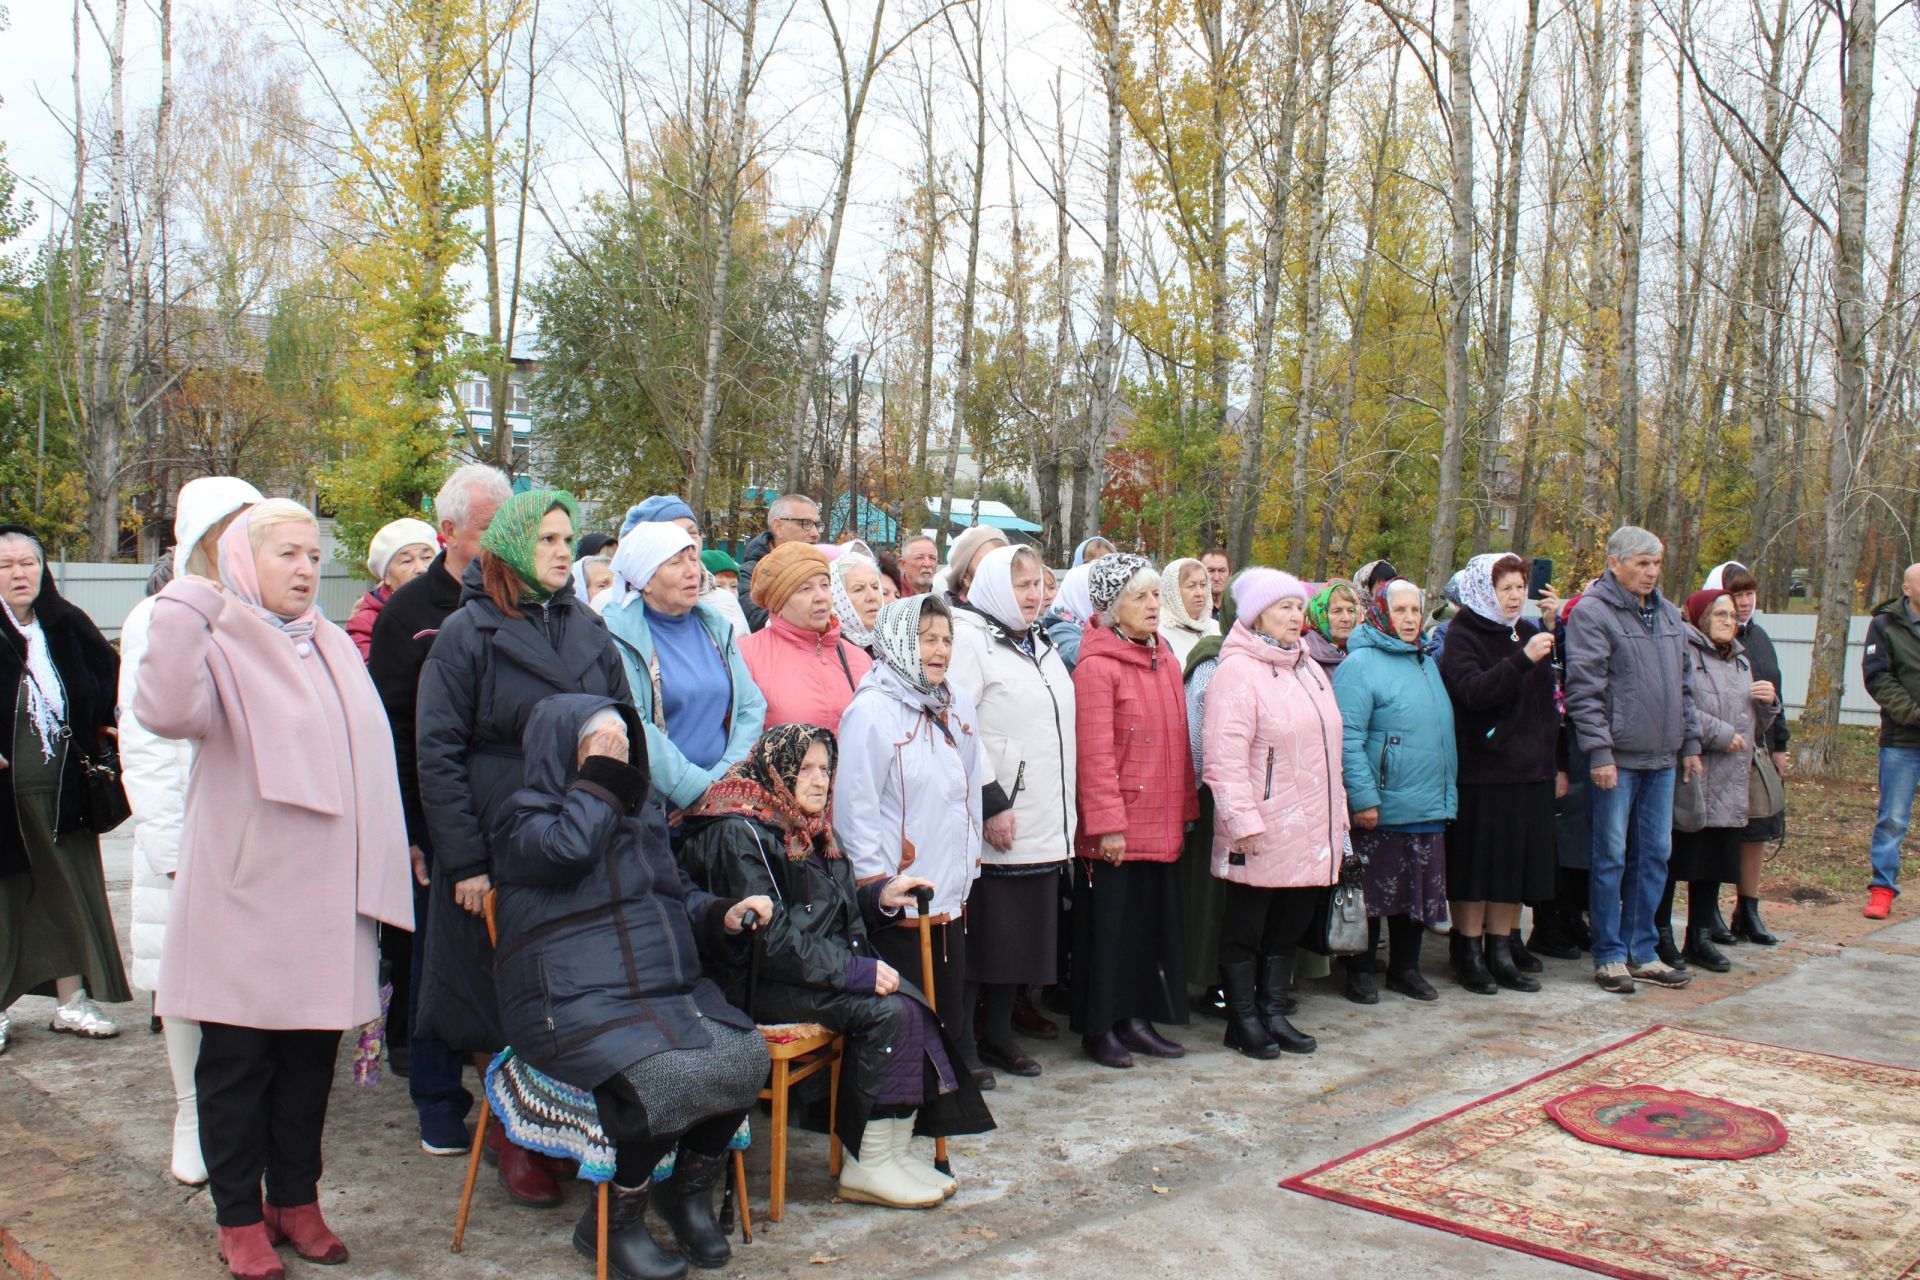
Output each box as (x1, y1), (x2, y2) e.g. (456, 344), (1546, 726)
(1089, 553), (1151, 616)
(830, 551), (882, 649)
(684, 723), (840, 862)
(1459, 552), (1527, 629)
(1366, 577), (1425, 638)
(870, 594), (952, 698)
(1306, 580), (1362, 647)
(1159, 558), (1210, 635)
(480, 489), (580, 602)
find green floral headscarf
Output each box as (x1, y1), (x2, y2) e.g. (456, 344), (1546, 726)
(479, 488), (580, 602)
(1307, 580), (1362, 648)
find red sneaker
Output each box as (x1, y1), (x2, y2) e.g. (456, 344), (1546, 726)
(262, 1202), (348, 1265)
(1865, 886), (1897, 920)
(216, 1222), (285, 1280)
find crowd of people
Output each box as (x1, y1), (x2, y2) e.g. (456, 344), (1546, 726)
(0, 467), (1909, 1280)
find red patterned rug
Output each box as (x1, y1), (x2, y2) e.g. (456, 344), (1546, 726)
(1283, 1025), (1920, 1279)
(1543, 1084), (1788, 1160)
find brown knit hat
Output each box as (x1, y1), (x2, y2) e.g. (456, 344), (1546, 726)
(751, 541), (832, 614)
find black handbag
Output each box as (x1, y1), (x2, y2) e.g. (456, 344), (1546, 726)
(81, 739), (132, 834)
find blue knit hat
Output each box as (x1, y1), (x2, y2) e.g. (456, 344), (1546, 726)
(620, 495), (697, 537)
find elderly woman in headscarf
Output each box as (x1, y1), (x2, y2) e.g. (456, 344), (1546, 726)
(738, 541), (874, 734)
(601, 521), (766, 814)
(1073, 554), (1197, 1069)
(1437, 553), (1559, 995)
(135, 500), (414, 1280)
(0, 526), (129, 1056)
(1303, 580), (1363, 678)
(834, 594), (990, 1090)
(831, 549), (887, 658)
(1071, 537), (1115, 567)
(344, 517), (439, 662)
(1157, 557), (1219, 668)
(1333, 578), (1458, 1005)
(679, 723), (993, 1209)
(947, 544), (1077, 1081)
(1700, 561), (1787, 945)
(414, 488), (632, 1212)
(621, 494), (749, 636)
(1041, 563), (1096, 670)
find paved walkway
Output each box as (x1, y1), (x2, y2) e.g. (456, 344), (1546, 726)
(3, 832), (1914, 1279)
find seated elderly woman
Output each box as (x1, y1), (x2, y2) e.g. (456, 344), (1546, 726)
(679, 724), (993, 1210)
(492, 694), (772, 1280)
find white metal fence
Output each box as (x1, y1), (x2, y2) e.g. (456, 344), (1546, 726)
(1754, 613), (1881, 728)
(49, 561), (372, 641)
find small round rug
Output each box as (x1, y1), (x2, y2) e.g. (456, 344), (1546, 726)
(1543, 1084), (1788, 1160)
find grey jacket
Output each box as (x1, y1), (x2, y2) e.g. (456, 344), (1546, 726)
(1672, 627), (1779, 832)
(1562, 570), (1702, 770)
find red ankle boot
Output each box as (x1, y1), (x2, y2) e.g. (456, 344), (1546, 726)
(216, 1222), (285, 1280)
(497, 1138), (563, 1208)
(262, 1202), (348, 1265)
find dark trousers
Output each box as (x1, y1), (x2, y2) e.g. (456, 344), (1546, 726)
(196, 1022), (344, 1227)
(1352, 915), (1423, 975)
(405, 879), (472, 1127)
(1218, 883), (1321, 968)
(872, 920), (976, 1069)
(612, 1110), (748, 1190)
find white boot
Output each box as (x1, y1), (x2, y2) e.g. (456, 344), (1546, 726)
(162, 1016), (207, 1186)
(890, 1113), (955, 1199)
(837, 1118), (941, 1209)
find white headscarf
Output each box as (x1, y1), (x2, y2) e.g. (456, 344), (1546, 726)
(1158, 558), (1210, 635)
(1, 590), (65, 761)
(609, 522), (697, 609)
(967, 544), (1037, 634)
(1052, 563), (1094, 622)
(830, 552), (882, 649)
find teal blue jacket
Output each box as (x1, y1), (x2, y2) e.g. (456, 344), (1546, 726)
(1332, 624), (1459, 827)
(600, 598), (766, 810)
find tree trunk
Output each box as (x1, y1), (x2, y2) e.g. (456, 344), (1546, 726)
(936, 9), (989, 554)
(1614, 0), (1644, 521)
(1286, 18), (1336, 574)
(1426, 0), (1474, 594)
(1080, 0), (1125, 548)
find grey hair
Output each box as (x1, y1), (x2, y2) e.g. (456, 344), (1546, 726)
(579, 554), (612, 573)
(1605, 525), (1663, 561)
(769, 493), (820, 523)
(902, 534), (937, 553)
(1009, 545), (1044, 573)
(1102, 565), (1162, 627)
(0, 530), (46, 560)
(435, 464), (512, 533)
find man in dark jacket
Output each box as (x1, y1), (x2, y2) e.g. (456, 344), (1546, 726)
(1563, 526), (1703, 994)
(736, 493), (821, 631)
(367, 463), (509, 1158)
(1863, 563), (1920, 919)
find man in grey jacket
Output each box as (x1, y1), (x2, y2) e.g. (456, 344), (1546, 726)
(1563, 526), (1703, 994)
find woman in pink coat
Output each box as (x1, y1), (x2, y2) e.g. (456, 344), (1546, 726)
(1072, 554), (1199, 1070)
(1201, 568), (1346, 1060)
(136, 500), (414, 1280)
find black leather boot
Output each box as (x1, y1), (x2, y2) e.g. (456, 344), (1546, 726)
(1507, 930), (1543, 973)
(1484, 935), (1541, 992)
(576, 1182), (688, 1280)
(1256, 955), (1316, 1054)
(1343, 955), (1380, 1005)
(1448, 929), (1470, 974)
(1384, 918), (1438, 1001)
(1221, 960), (1280, 1060)
(1732, 896), (1778, 946)
(1682, 928), (1731, 972)
(1453, 935), (1497, 994)
(651, 1148), (731, 1269)
(1655, 927), (1689, 970)
(1526, 909), (1581, 960)
(1706, 899), (1737, 945)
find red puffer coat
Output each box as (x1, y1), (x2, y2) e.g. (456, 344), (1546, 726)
(1073, 620), (1199, 861)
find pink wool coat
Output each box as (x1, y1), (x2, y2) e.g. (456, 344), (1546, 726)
(1201, 625), (1348, 889)
(134, 578), (414, 1031)
(737, 615), (872, 734)
(1073, 621), (1198, 862)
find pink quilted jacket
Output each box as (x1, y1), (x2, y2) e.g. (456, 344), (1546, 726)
(1073, 621), (1198, 862)
(1200, 625), (1348, 889)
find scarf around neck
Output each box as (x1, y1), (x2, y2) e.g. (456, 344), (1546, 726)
(219, 512), (319, 645)
(686, 723), (840, 862)
(1, 597), (65, 760)
(480, 489), (580, 602)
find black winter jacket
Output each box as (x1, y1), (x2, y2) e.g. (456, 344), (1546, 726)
(0, 550), (119, 877)
(367, 551), (464, 850)
(1865, 597), (1920, 750)
(492, 695), (754, 1091)
(1437, 607), (1560, 787)
(413, 564), (632, 1053)
(1736, 619), (1789, 752)
(735, 531), (774, 633)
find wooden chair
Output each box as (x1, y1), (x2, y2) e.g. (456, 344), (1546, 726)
(753, 1023), (844, 1223)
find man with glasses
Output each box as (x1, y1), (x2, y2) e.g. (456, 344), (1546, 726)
(738, 494), (822, 631)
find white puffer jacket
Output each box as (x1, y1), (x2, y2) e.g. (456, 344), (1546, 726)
(947, 606), (1077, 867)
(119, 595), (190, 991)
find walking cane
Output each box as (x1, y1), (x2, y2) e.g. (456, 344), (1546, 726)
(911, 887), (951, 1175)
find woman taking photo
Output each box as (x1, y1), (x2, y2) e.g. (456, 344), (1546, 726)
(1303, 581), (1362, 678)
(601, 521), (766, 813)
(492, 695), (772, 1276)
(1437, 553), (1559, 995)
(680, 723), (993, 1209)
(1201, 570), (1344, 1058)
(416, 488), (632, 1211)
(1664, 589), (1779, 973)
(1702, 561), (1787, 944)
(947, 544), (1076, 1080)
(831, 549), (887, 658)
(1156, 558), (1218, 669)
(1333, 578), (1458, 1004)
(136, 501), (414, 1280)
(738, 542), (873, 734)
(0, 526), (129, 1053)
(1073, 555), (1197, 1069)
(834, 595), (989, 1086)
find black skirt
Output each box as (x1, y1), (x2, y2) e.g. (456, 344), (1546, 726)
(1180, 788), (1227, 984)
(966, 866), (1061, 986)
(1448, 780), (1558, 904)
(1070, 859), (1187, 1034)
(1669, 826), (1742, 883)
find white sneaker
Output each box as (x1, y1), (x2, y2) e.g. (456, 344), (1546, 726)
(49, 991), (119, 1038)
(889, 1114), (955, 1199)
(838, 1118), (942, 1209)
(170, 1104), (208, 1186)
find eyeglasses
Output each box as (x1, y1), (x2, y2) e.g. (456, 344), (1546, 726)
(777, 515), (822, 531)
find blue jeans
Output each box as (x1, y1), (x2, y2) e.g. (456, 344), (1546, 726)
(1870, 747), (1920, 894)
(408, 878), (473, 1129)
(1587, 765), (1676, 968)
